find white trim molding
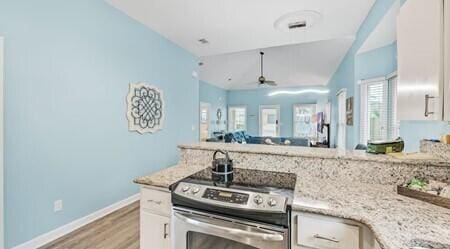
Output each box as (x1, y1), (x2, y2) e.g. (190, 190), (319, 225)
(0, 36), (4, 249)
(13, 194), (140, 249)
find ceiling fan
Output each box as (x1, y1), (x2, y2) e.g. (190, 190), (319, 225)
(256, 51), (277, 87)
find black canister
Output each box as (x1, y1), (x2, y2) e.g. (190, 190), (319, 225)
(211, 150), (233, 184)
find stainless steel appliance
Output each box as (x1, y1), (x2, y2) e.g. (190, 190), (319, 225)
(170, 168), (296, 249)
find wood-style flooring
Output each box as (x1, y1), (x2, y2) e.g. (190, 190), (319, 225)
(40, 201), (140, 249)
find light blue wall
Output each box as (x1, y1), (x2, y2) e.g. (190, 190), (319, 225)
(328, 0), (398, 149)
(199, 81), (228, 135)
(355, 42), (397, 81)
(227, 87), (329, 137)
(0, 0), (199, 247)
(400, 122), (450, 152)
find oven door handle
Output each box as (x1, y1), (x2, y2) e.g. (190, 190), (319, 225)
(174, 212), (284, 242)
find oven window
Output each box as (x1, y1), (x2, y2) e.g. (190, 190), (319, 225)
(187, 231), (258, 249)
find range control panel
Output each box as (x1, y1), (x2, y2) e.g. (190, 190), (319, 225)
(202, 188), (249, 204)
(173, 182), (288, 213)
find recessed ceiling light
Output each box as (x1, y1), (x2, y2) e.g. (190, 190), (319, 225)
(274, 10), (322, 32)
(198, 38), (209, 45)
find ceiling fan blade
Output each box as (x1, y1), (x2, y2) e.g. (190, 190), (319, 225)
(264, 80), (277, 86)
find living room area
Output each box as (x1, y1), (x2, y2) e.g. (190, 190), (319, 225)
(199, 80), (331, 148)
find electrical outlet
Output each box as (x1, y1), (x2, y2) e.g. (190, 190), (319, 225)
(54, 200), (63, 212)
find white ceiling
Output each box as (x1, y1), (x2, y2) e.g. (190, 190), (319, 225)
(107, 0), (375, 57)
(199, 38), (355, 89)
(358, 0), (400, 54)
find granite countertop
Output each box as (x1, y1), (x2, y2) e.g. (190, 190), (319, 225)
(135, 164), (450, 249)
(179, 142), (450, 167)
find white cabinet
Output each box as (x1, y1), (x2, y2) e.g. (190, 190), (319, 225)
(140, 187), (171, 249)
(397, 0), (445, 121)
(291, 212), (360, 249)
(141, 211), (171, 249)
(445, 0), (450, 121)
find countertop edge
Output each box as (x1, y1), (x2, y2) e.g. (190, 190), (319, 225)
(178, 143), (450, 167)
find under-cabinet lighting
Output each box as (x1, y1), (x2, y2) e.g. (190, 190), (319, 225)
(268, 89), (330, 96)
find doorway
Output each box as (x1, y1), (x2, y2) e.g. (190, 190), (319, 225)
(259, 105), (280, 137)
(337, 89), (347, 149)
(199, 102), (210, 141)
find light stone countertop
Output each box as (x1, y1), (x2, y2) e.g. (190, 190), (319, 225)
(179, 142), (450, 167)
(134, 164), (450, 249)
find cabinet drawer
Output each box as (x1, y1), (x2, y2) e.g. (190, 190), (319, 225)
(296, 214), (359, 249)
(140, 187), (171, 216)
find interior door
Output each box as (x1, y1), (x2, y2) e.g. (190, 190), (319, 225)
(337, 90), (346, 149)
(259, 105), (280, 137)
(199, 102), (210, 141)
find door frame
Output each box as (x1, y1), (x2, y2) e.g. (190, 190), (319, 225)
(0, 36), (4, 249)
(199, 102), (211, 141)
(336, 89), (347, 149)
(259, 105), (280, 137)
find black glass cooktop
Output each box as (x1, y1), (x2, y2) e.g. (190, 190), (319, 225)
(175, 168), (296, 196)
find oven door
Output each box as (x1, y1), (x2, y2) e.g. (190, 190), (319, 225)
(172, 208), (289, 249)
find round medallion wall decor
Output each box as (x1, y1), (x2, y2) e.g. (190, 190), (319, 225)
(126, 83), (164, 134)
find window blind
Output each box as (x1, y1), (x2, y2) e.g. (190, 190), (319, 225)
(359, 75), (397, 144)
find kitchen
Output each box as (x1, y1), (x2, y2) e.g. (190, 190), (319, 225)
(2, 0), (450, 249)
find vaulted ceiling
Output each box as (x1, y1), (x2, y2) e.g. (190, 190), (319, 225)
(107, 0), (376, 88)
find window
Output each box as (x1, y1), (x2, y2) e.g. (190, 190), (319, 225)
(259, 105), (280, 137)
(228, 106), (246, 132)
(360, 74), (398, 144)
(293, 104), (317, 139)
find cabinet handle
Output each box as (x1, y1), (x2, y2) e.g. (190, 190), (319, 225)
(313, 234), (340, 243)
(147, 199), (162, 205)
(425, 94), (436, 117)
(163, 223), (169, 239)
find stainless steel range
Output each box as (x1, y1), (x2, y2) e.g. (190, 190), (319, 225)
(170, 168), (296, 249)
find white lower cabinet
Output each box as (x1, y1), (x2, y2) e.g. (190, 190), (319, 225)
(140, 187), (171, 249)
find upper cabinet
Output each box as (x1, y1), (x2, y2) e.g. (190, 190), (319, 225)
(397, 0), (445, 121)
(445, 0), (450, 121)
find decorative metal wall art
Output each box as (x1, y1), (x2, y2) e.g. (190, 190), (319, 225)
(127, 83), (164, 134)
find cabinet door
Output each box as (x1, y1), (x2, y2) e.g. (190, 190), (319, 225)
(140, 211), (171, 249)
(445, 0), (450, 121)
(397, 0), (444, 121)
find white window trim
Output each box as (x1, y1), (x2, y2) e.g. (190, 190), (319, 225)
(292, 103), (317, 139)
(228, 105), (247, 132)
(259, 105), (280, 137)
(359, 72), (398, 144)
(0, 37), (4, 247)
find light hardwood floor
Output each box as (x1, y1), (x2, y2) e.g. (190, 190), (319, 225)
(40, 201), (140, 249)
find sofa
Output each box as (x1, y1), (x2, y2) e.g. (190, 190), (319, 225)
(223, 131), (310, 147)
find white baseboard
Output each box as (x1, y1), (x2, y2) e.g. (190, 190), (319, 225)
(13, 193), (140, 249)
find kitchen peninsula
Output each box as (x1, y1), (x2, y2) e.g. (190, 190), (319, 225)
(135, 143), (450, 249)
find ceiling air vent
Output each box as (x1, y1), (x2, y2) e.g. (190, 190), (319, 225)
(288, 21), (307, 30)
(274, 10), (322, 32)
(198, 38), (209, 45)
